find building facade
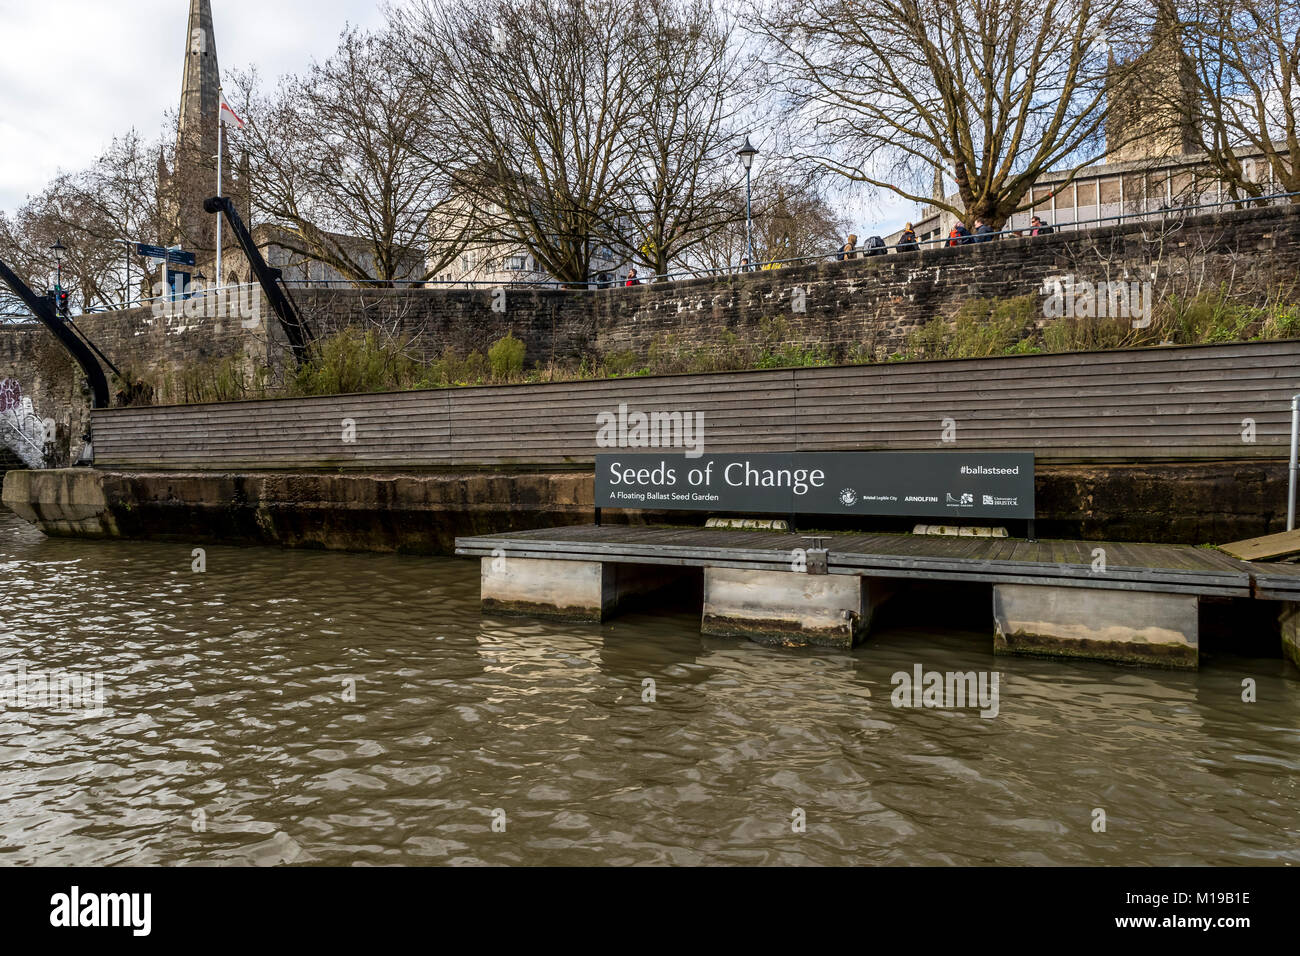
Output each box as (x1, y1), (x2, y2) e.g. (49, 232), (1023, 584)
(883, 7), (1289, 249)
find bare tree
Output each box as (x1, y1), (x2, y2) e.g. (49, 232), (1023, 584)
(692, 173), (848, 270)
(1180, 0), (1299, 200)
(611, 0), (752, 278)
(0, 132), (167, 313)
(756, 0), (1151, 227)
(398, 0), (644, 283)
(233, 26), (464, 284)
(0, 211), (36, 318)
(48, 131), (166, 306)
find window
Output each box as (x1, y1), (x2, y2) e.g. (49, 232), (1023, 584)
(505, 255), (526, 271)
(1122, 174), (1145, 210)
(1146, 172), (1169, 208)
(1099, 178), (1121, 205)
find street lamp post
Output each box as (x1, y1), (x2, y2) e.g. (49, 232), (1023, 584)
(736, 136), (758, 271)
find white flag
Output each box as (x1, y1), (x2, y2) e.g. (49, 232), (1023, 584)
(219, 93), (245, 130)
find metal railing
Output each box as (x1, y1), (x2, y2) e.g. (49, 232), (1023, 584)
(278, 188), (1300, 289)
(13, 188), (1297, 318)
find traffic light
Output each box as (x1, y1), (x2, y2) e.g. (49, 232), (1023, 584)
(56, 290), (70, 317)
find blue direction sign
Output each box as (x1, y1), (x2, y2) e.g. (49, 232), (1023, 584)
(135, 243), (196, 266)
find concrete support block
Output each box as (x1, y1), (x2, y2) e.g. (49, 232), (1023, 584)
(1278, 603), (1300, 671)
(0, 468), (116, 537)
(993, 583), (1199, 669)
(701, 567), (893, 649)
(480, 556), (684, 621)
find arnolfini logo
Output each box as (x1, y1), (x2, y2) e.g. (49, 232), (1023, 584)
(50, 886), (151, 936)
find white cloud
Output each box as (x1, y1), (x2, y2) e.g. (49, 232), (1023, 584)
(0, 0), (387, 214)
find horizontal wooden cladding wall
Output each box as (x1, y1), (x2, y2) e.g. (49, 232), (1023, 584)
(90, 341), (1300, 469)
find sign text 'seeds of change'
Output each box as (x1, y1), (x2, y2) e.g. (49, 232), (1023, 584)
(595, 452), (1035, 519)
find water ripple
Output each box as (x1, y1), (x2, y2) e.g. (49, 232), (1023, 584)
(0, 510), (1297, 865)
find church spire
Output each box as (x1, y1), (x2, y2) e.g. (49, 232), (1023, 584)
(178, 0), (219, 152)
(167, 0), (221, 253)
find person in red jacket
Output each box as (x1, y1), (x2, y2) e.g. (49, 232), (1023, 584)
(946, 223), (971, 246)
(625, 268), (640, 286)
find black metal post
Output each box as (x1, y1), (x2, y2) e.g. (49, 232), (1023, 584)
(0, 257), (110, 409)
(204, 196), (313, 364)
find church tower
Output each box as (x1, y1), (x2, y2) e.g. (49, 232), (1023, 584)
(159, 0), (222, 257)
(1105, 0), (1198, 162)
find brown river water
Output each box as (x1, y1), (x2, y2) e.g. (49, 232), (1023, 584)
(1, 508), (1297, 866)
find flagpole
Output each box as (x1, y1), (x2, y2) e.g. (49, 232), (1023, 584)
(216, 89), (224, 290)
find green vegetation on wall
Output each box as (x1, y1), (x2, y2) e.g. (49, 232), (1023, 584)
(129, 286), (1300, 404)
(903, 288), (1300, 361)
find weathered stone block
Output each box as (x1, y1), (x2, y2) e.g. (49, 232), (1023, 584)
(993, 583), (1199, 668)
(0, 468), (117, 537)
(480, 556), (685, 622)
(1277, 602), (1300, 670)
(701, 567), (893, 650)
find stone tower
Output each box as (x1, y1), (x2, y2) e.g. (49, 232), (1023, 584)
(1105, 0), (1198, 162)
(159, 0), (221, 256)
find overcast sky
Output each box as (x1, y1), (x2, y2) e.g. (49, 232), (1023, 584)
(0, 0), (912, 237)
(0, 0), (387, 214)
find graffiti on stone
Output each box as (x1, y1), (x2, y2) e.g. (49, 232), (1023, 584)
(0, 378), (19, 413)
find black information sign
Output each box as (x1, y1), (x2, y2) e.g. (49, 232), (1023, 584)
(595, 452), (1035, 520)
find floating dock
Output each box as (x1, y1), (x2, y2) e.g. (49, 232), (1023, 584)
(456, 525), (1297, 669)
